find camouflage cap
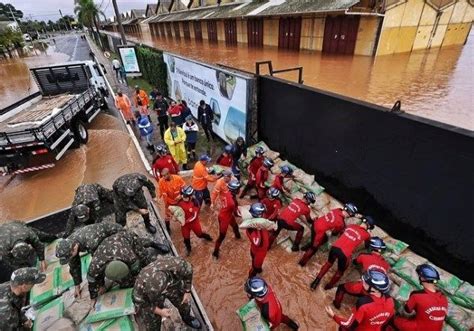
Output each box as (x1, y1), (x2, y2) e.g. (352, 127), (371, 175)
(11, 267), (46, 285)
(72, 204), (90, 220)
(125, 179), (141, 197)
(11, 242), (34, 261)
(56, 239), (74, 265)
(105, 260), (130, 281)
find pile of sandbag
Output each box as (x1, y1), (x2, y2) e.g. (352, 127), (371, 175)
(236, 299), (270, 331)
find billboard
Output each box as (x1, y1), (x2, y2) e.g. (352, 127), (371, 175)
(163, 53), (249, 143)
(118, 46), (141, 75)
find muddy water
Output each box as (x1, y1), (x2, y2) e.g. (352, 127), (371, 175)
(0, 114), (146, 221)
(121, 30), (473, 130)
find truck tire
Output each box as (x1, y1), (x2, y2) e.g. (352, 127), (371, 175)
(73, 120), (88, 144)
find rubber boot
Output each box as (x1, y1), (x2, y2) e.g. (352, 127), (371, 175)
(150, 242), (170, 255)
(333, 285), (345, 309)
(212, 248), (219, 259)
(287, 319), (299, 330)
(142, 214), (156, 234)
(182, 316), (201, 329)
(291, 242), (300, 252)
(324, 271), (344, 290)
(200, 233), (213, 242)
(232, 225), (241, 239)
(165, 221), (171, 234)
(310, 277), (321, 290)
(192, 151), (196, 160)
(299, 247), (316, 267)
(184, 239), (192, 256)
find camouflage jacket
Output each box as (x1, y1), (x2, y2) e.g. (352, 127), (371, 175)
(133, 256), (193, 309)
(68, 222), (124, 286)
(87, 231), (152, 299)
(0, 222), (45, 269)
(0, 282), (26, 331)
(64, 184), (114, 237)
(112, 173), (156, 211)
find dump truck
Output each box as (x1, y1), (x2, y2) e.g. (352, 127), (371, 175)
(0, 60), (108, 175)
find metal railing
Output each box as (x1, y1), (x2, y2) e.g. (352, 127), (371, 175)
(255, 60), (304, 84)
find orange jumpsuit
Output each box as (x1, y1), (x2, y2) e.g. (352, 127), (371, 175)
(192, 161), (217, 206)
(114, 94), (134, 121)
(158, 174), (186, 222)
(134, 89), (150, 116)
(211, 177), (229, 207)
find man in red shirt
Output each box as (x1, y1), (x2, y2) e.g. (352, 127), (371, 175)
(255, 158), (274, 200)
(269, 191), (316, 252)
(311, 216), (374, 290)
(212, 180), (241, 259)
(326, 270), (395, 331)
(216, 145), (233, 167)
(152, 144), (179, 180)
(261, 188), (282, 222)
(299, 202), (359, 267)
(394, 264), (448, 331)
(246, 203), (271, 277)
(245, 277), (299, 330)
(333, 236), (390, 309)
(272, 165), (293, 194)
(239, 146), (265, 198)
(176, 186), (213, 256)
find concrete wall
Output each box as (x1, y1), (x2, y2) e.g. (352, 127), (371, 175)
(376, 0), (473, 55)
(354, 16), (382, 55)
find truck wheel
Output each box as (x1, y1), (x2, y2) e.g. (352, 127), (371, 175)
(73, 120), (88, 144)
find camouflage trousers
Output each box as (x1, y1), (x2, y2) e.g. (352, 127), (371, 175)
(139, 288), (192, 330)
(114, 195), (148, 226)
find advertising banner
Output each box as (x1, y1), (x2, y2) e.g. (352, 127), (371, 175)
(163, 53), (249, 143)
(118, 46), (141, 75)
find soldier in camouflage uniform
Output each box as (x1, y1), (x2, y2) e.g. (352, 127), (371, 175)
(64, 183), (114, 237)
(133, 256), (201, 330)
(0, 267), (46, 331)
(113, 173), (158, 234)
(0, 221), (56, 273)
(87, 230), (155, 301)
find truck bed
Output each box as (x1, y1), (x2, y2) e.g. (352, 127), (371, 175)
(0, 94), (76, 133)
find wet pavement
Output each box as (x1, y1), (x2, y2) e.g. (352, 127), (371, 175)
(106, 30), (474, 130)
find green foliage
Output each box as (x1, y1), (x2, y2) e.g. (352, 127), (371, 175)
(0, 2), (23, 20)
(0, 27), (23, 48)
(135, 46), (169, 97)
(74, 0), (100, 28)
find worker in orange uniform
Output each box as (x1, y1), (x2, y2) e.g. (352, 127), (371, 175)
(114, 90), (135, 125)
(212, 180), (242, 259)
(133, 85), (150, 120)
(158, 168), (185, 233)
(192, 154), (218, 206)
(210, 170), (233, 208)
(255, 157), (274, 200)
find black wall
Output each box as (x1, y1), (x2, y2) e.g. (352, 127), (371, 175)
(258, 76), (474, 282)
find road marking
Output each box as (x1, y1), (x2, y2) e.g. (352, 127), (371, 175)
(71, 35), (79, 60)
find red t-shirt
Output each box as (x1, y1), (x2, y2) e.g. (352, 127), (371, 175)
(355, 252), (390, 273)
(255, 167), (269, 189)
(177, 199), (200, 224)
(255, 285), (283, 328)
(218, 190), (237, 221)
(332, 224), (370, 257)
(334, 294), (395, 331)
(261, 197), (282, 221)
(313, 208), (346, 235)
(272, 174), (284, 191)
(279, 198), (311, 224)
(168, 104), (182, 117)
(248, 156), (264, 180)
(404, 289), (448, 331)
(246, 228), (270, 252)
(152, 155), (179, 179)
(216, 153), (233, 167)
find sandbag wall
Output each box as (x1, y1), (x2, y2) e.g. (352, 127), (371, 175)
(239, 141), (473, 330)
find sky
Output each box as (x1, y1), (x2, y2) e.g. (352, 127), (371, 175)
(9, 0), (151, 21)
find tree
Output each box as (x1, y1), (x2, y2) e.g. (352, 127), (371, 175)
(0, 27), (23, 55)
(74, 0), (103, 46)
(0, 3), (23, 21)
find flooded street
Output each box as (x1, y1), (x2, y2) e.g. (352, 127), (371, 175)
(119, 30), (473, 130)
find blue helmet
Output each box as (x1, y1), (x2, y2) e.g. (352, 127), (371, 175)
(267, 187), (281, 199)
(244, 276), (268, 298)
(416, 264), (440, 283)
(304, 191), (316, 204)
(344, 203), (358, 217)
(362, 215), (375, 230)
(369, 236), (386, 251)
(227, 180), (241, 192)
(181, 185), (194, 197)
(255, 146), (265, 155)
(200, 154), (212, 162)
(280, 165), (293, 176)
(362, 270), (391, 293)
(224, 145), (232, 153)
(155, 143), (168, 155)
(263, 157), (274, 168)
(249, 203), (266, 218)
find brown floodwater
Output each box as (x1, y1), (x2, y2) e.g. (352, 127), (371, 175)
(115, 30), (473, 130)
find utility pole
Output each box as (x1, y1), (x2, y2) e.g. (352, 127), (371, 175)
(59, 9), (69, 31)
(112, 0), (127, 45)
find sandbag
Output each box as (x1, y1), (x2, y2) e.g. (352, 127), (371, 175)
(80, 316), (135, 331)
(437, 267), (463, 295)
(33, 297), (64, 331)
(238, 205), (252, 220)
(313, 193), (330, 212)
(446, 299), (473, 331)
(345, 216), (362, 226)
(64, 298), (91, 325)
(390, 281), (421, 303)
(383, 252), (401, 267)
(371, 226), (389, 239)
(30, 270), (57, 305)
(236, 299), (270, 331)
(283, 179), (300, 195)
(44, 240), (60, 264)
(293, 169), (315, 186)
(299, 182), (325, 196)
(45, 318), (75, 331)
(168, 206), (185, 225)
(265, 149), (280, 161)
(400, 250), (427, 267)
(452, 282), (474, 310)
(392, 258), (419, 287)
(239, 218), (277, 231)
(385, 238), (409, 255)
(85, 288), (135, 323)
(209, 165), (229, 176)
